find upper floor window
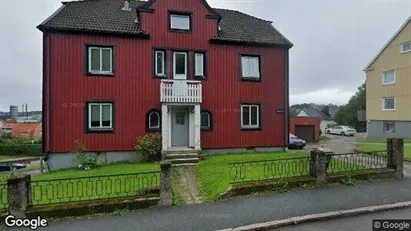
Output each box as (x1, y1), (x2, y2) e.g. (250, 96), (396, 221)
(87, 102), (114, 132)
(382, 70), (396, 85)
(173, 52), (188, 79)
(154, 50), (166, 77)
(195, 52), (206, 79)
(241, 104), (260, 130)
(382, 97), (395, 111)
(241, 55), (261, 81)
(401, 42), (411, 53)
(170, 13), (191, 32)
(87, 46), (113, 75)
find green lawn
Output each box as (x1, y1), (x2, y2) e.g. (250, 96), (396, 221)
(357, 138), (411, 144)
(197, 151), (309, 201)
(356, 143), (411, 161)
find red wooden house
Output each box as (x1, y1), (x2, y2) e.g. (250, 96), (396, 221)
(38, 0), (292, 170)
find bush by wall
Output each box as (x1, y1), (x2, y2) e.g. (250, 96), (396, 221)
(0, 144), (43, 156)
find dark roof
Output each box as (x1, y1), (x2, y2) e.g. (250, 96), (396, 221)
(38, 0), (292, 47)
(299, 106), (332, 120)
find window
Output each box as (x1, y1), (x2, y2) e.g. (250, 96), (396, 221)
(87, 102), (113, 132)
(241, 55), (261, 80)
(195, 52), (206, 78)
(147, 109), (161, 132)
(201, 111), (212, 130)
(170, 13), (191, 31)
(154, 50), (166, 77)
(173, 52), (187, 79)
(175, 112), (185, 125)
(382, 97), (395, 111)
(383, 121), (395, 133)
(87, 46), (113, 75)
(241, 104), (260, 129)
(382, 70), (396, 85)
(401, 42), (411, 53)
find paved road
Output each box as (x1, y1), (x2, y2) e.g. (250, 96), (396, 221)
(274, 206), (411, 231)
(3, 177), (411, 231)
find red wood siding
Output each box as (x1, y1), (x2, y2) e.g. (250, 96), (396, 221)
(44, 0), (288, 153)
(289, 117), (320, 142)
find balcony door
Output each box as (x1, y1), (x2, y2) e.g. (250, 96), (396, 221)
(173, 52), (187, 80)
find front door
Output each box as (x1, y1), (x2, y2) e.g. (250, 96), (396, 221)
(171, 107), (189, 147)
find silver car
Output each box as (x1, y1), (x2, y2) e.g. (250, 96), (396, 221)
(326, 125), (357, 136)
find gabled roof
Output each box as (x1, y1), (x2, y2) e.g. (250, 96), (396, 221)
(364, 16), (411, 71)
(298, 106), (332, 120)
(10, 123), (41, 138)
(37, 0), (293, 47)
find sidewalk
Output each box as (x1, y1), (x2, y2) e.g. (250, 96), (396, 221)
(7, 177), (411, 231)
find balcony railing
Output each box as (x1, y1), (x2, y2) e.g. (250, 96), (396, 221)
(160, 80), (202, 103)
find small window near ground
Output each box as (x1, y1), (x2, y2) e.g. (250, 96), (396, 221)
(382, 70), (395, 85)
(241, 104), (260, 129)
(382, 97), (395, 111)
(241, 55), (261, 80)
(383, 121), (395, 133)
(401, 42), (411, 53)
(88, 102), (113, 131)
(195, 52), (206, 78)
(88, 46), (113, 75)
(147, 109), (161, 132)
(201, 111), (212, 130)
(170, 14), (191, 31)
(154, 50), (166, 77)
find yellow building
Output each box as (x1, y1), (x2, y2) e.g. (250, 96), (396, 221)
(364, 17), (411, 138)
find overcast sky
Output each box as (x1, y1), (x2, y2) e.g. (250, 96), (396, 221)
(0, 0), (410, 112)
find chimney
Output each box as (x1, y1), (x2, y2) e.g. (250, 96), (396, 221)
(122, 0), (131, 11)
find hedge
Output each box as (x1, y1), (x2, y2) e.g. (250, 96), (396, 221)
(0, 144), (43, 156)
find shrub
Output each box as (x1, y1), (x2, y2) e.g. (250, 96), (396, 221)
(0, 143), (42, 156)
(72, 140), (101, 170)
(136, 133), (162, 162)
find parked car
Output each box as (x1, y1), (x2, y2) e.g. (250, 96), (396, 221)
(325, 125), (357, 136)
(0, 163), (27, 172)
(288, 134), (306, 149)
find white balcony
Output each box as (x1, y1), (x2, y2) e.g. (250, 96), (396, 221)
(160, 80), (202, 103)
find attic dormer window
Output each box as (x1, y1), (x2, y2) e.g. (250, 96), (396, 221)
(169, 12), (191, 32)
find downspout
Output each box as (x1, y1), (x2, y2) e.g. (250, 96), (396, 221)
(285, 49), (290, 150)
(43, 31), (51, 164)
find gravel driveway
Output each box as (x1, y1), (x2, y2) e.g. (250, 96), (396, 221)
(304, 134), (359, 154)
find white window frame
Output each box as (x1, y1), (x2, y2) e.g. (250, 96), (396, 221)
(88, 103), (113, 130)
(173, 52), (188, 79)
(170, 14), (191, 31)
(88, 46), (113, 74)
(400, 42), (411, 54)
(195, 52), (205, 77)
(155, 50), (165, 77)
(148, 111), (160, 129)
(201, 112), (211, 129)
(382, 97), (396, 111)
(241, 104), (260, 129)
(382, 70), (396, 85)
(241, 55), (261, 79)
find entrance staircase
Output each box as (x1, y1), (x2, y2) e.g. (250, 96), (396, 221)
(163, 148), (200, 166)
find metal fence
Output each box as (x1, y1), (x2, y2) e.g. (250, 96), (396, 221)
(327, 152), (388, 174)
(0, 183), (7, 211)
(31, 171), (160, 206)
(228, 157), (311, 184)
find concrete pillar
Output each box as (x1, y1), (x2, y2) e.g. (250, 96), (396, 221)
(161, 104), (168, 154)
(310, 147), (328, 184)
(159, 161), (172, 207)
(194, 104), (201, 150)
(7, 174), (31, 218)
(387, 138), (404, 179)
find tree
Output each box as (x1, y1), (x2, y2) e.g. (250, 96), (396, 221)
(333, 82), (366, 132)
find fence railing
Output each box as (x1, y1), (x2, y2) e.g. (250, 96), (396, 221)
(0, 183), (7, 211)
(327, 152), (388, 174)
(228, 157), (311, 184)
(31, 171), (160, 206)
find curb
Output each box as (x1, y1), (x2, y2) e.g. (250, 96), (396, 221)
(216, 201), (411, 231)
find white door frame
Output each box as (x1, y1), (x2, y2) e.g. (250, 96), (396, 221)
(173, 52), (187, 80)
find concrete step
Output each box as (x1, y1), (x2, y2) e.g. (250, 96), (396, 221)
(165, 153), (199, 160)
(163, 149), (200, 155)
(169, 158), (199, 165)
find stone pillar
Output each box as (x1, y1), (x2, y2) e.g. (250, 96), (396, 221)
(194, 104), (201, 150)
(161, 104), (168, 154)
(159, 161), (172, 207)
(8, 174), (31, 218)
(310, 147), (329, 184)
(387, 138), (404, 179)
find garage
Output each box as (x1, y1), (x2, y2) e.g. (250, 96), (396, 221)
(290, 117), (320, 143)
(295, 125), (315, 143)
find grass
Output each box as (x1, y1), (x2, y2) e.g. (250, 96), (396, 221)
(0, 155), (20, 161)
(356, 143), (411, 161)
(197, 151), (308, 201)
(319, 136), (330, 141)
(357, 138), (411, 144)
